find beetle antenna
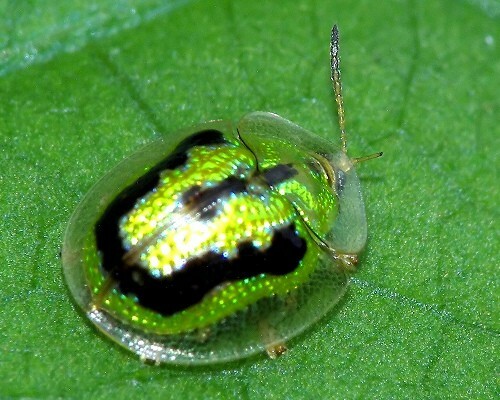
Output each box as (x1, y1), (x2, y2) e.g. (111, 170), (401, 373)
(352, 151), (384, 164)
(330, 25), (347, 153)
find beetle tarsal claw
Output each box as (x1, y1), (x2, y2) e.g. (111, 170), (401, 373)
(266, 342), (288, 359)
(336, 253), (359, 272)
(259, 319), (288, 359)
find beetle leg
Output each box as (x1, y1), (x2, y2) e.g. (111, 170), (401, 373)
(336, 253), (359, 272)
(259, 319), (288, 359)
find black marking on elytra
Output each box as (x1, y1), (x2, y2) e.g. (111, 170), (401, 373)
(262, 164), (297, 187)
(186, 177), (247, 220)
(161, 129), (227, 171)
(95, 129), (227, 279)
(181, 165), (297, 220)
(180, 185), (202, 205)
(113, 224), (307, 316)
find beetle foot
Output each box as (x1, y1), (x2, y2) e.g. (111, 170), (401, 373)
(266, 342), (288, 359)
(337, 253), (358, 272)
(259, 320), (288, 359)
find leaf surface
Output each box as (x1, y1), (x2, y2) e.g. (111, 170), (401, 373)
(0, 0), (498, 398)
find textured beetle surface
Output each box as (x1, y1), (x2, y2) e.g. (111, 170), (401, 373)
(92, 125), (337, 335)
(62, 26), (371, 364)
(63, 113), (366, 364)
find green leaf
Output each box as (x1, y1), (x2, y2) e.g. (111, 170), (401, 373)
(1, 0), (498, 398)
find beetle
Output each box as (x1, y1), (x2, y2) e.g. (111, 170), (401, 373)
(62, 25), (381, 364)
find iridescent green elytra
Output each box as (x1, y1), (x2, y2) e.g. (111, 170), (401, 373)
(62, 26), (379, 364)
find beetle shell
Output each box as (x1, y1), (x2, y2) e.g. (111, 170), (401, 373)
(62, 111), (366, 364)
